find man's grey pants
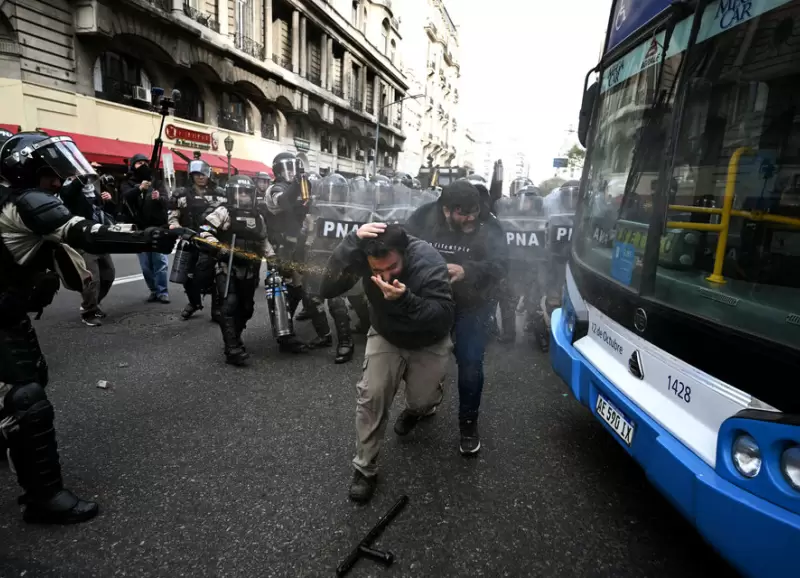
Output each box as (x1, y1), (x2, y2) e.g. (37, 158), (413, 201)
(353, 328), (452, 477)
(79, 251), (115, 313)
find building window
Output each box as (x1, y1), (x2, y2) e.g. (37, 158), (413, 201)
(352, 1), (359, 26)
(320, 130), (333, 153)
(261, 108), (278, 141)
(337, 137), (350, 158)
(295, 120), (306, 140)
(361, 6), (367, 33)
(174, 77), (204, 123)
(93, 51), (151, 106)
(382, 19), (390, 54)
(219, 92), (252, 134)
(390, 39), (396, 64)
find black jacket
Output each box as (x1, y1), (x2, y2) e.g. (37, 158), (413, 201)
(120, 176), (168, 228)
(406, 201), (508, 311)
(320, 231), (455, 349)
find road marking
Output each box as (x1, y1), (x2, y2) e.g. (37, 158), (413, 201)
(113, 274), (145, 285)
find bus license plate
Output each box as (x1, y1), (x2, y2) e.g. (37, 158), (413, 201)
(595, 394), (635, 446)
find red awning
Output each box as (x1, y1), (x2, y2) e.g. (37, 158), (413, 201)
(230, 157), (273, 179)
(0, 123), (22, 134)
(168, 148), (229, 173)
(40, 128), (149, 167)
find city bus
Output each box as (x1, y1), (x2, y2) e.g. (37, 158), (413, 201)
(550, 1), (800, 575)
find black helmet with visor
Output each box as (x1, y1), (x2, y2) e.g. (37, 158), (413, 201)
(0, 132), (96, 190)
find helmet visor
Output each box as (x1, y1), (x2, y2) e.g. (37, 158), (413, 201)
(228, 181), (256, 208)
(35, 137), (97, 184)
(275, 158), (301, 181)
(188, 160), (212, 178)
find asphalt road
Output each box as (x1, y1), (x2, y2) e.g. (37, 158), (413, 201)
(0, 255), (739, 578)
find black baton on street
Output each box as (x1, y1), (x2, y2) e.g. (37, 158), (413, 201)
(336, 495), (408, 577)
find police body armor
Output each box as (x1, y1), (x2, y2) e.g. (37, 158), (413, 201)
(170, 186), (227, 284)
(223, 206), (268, 267)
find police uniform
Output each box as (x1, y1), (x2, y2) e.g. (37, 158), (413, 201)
(168, 160), (227, 321)
(200, 175), (273, 366)
(0, 132), (176, 524)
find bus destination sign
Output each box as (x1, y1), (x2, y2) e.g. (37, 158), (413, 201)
(606, 0), (672, 53)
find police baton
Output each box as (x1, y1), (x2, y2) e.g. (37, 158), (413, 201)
(223, 233), (236, 299)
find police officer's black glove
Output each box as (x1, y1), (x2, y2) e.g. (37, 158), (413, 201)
(144, 226), (177, 253)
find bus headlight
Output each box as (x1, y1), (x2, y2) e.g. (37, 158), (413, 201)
(781, 446), (800, 491)
(732, 434), (761, 478)
(562, 284), (576, 338)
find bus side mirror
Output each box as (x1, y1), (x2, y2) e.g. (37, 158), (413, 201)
(578, 81), (599, 148)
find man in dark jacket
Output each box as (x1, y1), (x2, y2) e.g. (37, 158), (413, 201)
(321, 223), (455, 503)
(119, 153), (170, 303)
(406, 180), (509, 455)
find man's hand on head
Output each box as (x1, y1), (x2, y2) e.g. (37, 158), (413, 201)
(357, 222), (387, 240)
(371, 276), (406, 301)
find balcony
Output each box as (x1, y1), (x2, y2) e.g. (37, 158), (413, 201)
(333, 87), (344, 98)
(272, 53), (292, 71)
(350, 98), (363, 111)
(146, 0), (170, 10)
(183, 2), (220, 32)
(235, 33), (265, 61)
(366, 102), (374, 114)
(96, 78), (151, 110)
(379, 113), (389, 125)
(393, 120), (401, 129)
(294, 137), (311, 151)
(218, 112), (252, 135)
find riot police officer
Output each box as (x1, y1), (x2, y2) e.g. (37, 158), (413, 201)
(509, 176), (533, 198)
(0, 132), (176, 524)
(262, 152), (330, 351)
(199, 175), (274, 366)
(169, 159), (227, 321)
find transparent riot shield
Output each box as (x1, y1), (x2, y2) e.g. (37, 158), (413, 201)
(411, 187), (439, 209)
(305, 173), (372, 294)
(542, 184), (578, 316)
(497, 192), (548, 292)
(371, 177), (415, 224)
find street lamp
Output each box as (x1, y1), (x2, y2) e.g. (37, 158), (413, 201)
(224, 135), (234, 177)
(374, 93), (423, 176)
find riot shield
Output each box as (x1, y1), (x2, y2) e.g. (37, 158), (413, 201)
(305, 173), (372, 294)
(497, 193), (549, 290)
(541, 184), (579, 330)
(411, 188), (439, 209)
(370, 177), (415, 224)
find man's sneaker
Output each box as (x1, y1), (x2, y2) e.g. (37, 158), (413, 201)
(459, 419), (481, 455)
(394, 405), (437, 437)
(348, 471), (377, 503)
(94, 307), (107, 319)
(146, 293), (159, 303)
(81, 313), (101, 327)
(157, 294), (170, 304)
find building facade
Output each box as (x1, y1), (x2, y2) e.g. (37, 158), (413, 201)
(395, 0), (461, 175)
(0, 0), (407, 177)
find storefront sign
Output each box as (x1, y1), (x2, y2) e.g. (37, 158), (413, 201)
(165, 124), (218, 151)
(607, 0), (672, 53)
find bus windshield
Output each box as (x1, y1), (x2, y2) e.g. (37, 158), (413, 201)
(575, 0), (800, 352)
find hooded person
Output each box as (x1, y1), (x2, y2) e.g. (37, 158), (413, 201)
(119, 152), (171, 303)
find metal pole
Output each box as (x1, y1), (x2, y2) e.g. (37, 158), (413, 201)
(227, 152), (232, 177)
(374, 116), (380, 177)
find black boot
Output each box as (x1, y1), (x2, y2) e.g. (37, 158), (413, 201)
(278, 335), (309, 354)
(181, 302), (203, 320)
(309, 333), (333, 348)
(210, 291), (222, 324)
(331, 299), (354, 364)
(221, 317), (249, 366)
(6, 383), (99, 524)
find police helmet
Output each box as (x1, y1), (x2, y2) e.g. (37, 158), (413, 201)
(518, 185), (544, 213)
(254, 170), (272, 193)
(0, 132), (97, 190)
(319, 173), (349, 204)
(509, 177), (533, 197)
(225, 174), (256, 208)
(188, 159), (212, 178)
(272, 152), (302, 183)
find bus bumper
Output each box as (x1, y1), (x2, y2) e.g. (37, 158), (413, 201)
(550, 307), (800, 578)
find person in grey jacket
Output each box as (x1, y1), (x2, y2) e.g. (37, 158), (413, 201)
(321, 223), (455, 503)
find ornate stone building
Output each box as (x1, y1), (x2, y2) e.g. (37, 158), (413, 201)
(0, 0), (407, 177)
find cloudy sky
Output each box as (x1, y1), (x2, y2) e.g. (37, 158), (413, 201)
(447, 0), (612, 183)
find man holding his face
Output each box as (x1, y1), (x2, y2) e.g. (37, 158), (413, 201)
(321, 223), (455, 502)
